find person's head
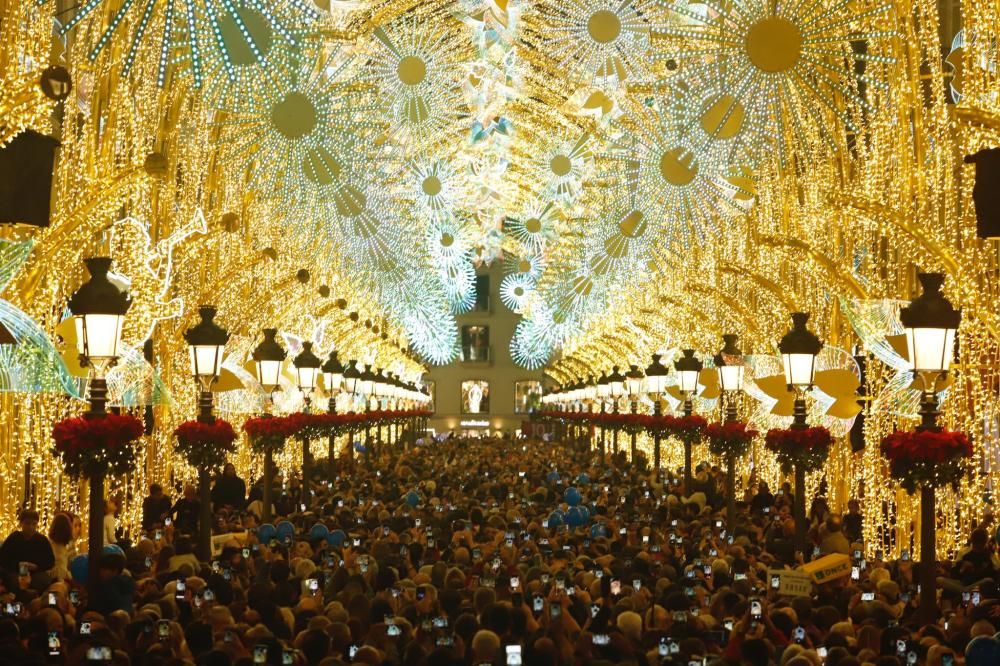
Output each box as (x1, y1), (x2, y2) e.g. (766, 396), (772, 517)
(48, 513), (73, 546)
(98, 553), (126, 581)
(848, 500), (860, 514)
(471, 629), (501, 662)
(184, 484), (197, 500)
(224, 463), (236, 477)
(827, 515), (844, 534)
(105, 499), (117, 515)
(971, 528), (990, 551)
(18, 509), (39, 536)
(149, 483), (163, 498)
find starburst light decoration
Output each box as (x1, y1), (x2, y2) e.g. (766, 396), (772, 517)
(214, 45), (368, 204)
(655, 0), (896, 154)
(528, 0), (670, 88)
(55, 0), (320, 88)
(364, 15), (469, 149)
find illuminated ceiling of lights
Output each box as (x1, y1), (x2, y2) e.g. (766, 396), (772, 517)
(4, 0), (982, 376)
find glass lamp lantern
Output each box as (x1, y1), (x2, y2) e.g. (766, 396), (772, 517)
(644, 354), (669, 396)
(322, 350), (344, 394)
(674, 349), (703, 395)
(342, 360), (361, 396)
(625, 365), (644, 398)
(596, 372), (611, 400)
(68, 257), (132, 374)
(779, 313), (823, 389)
(901, 273), (961, 374)
(252, 328), (286, 393)
(715, 334), (745, 393)
(184, 306), (229, 390)
(292, 342), (322, 394)
(608, 366), (626, 399)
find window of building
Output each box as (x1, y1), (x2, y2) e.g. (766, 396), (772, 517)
(514, 380), (543, 413)
(461, 325), (490, 361)
(471, 274), (490, 312)
(461, 380), (490, 414)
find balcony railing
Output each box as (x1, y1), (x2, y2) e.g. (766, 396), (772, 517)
(461, 345), (491, 362)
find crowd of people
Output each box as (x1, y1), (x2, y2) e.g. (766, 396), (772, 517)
(0, 435), (998, 665)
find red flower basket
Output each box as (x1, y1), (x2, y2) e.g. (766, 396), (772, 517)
(765, 426), (832, 473)
(706, 421), (758, 458)
(660, 414), (708, 445)
(52, 414), (144, 478)
(880, 429), (972, 493)
(174, 419), (238, 469)
(244, 415), (299, 453)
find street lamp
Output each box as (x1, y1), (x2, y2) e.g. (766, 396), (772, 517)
(67, 257), (131, 602)
(645, 353), (669, 472)
(674, 349), (702, 417)
(322, 350), (344, 475)
(778, 312), (823, 555)
(184, 305), (229, 421)
(779, 312), (823, 429)
(625, 364), (644, 461)
(68, 257), (132, 414)
(183, 305), (229, 560)
(608, 366), (625, 455)
(292, 342), (321, 407)
(292, 342), (321, 505)
(901, 273), (960, 431)
(322, 350), (344, 414)
(715, 334), (745, 422)
(251, 329), (285, 523)
(252, 329), (286, 395)
(342, 360), (361, 398)
(900, 272), (961, 625)
(715, 333), (745, 528)
(596, 372), (610, 461)
(674, 349), (703, 490)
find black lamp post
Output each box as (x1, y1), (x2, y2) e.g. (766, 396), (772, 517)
(322, 351), (344, 475)
(67, 257), (131, 603)
(359, 365), (378, 461)
(183, 305), (229, 560)
(645, 354), (668, 473)
(716, 334), (745, 423)
(625, 364), (644, 462)
(715, 334), (745, 527)
(251, 329), (286, 523)
(608, 366), (625, 455)
(293, 342), (321, 506)
(596, 373), (609, 462)
(901, 273), (961, 625)
(675, 349), (703, 490)
(779, 312), (823, 554)
(342, 360), (361, 464)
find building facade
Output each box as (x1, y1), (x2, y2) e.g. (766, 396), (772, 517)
(422, 262), (546, 437)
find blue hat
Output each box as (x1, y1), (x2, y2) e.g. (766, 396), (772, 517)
(309, 523), (330, 541)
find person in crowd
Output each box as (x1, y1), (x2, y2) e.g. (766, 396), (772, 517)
(171, 484), (200, 536)
(46, 512), (74, 581)
(141, 483), (172, 532)
(211, 463), (248, 512)
(102, 498), (118, 546)
(843, 499), (864, 544)
(0, 437), (996, 665)
(0, 509), (54, 589)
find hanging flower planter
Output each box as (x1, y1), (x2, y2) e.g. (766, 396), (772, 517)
(765, 426), (833, 473)
(174, 419), (238, 469)
(52, 414), (144, 478)
(660, 414), (708, 445)
(880, 429), (972, 493)
(706, 421), (758, 458)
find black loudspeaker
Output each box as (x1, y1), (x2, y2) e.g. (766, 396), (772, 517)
(0, 129), (59, 228)
(965, 148), (1000, 239)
